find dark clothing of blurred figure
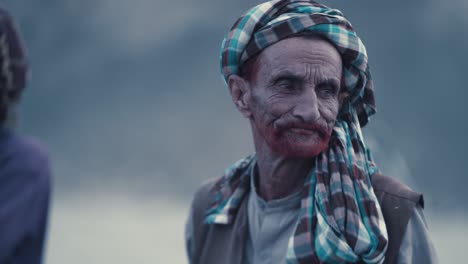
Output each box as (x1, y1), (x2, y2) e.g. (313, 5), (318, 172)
(0, 6), (52, 264)
(0, 127), (51, 263)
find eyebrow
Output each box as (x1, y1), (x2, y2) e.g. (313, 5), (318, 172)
(320, 78), (340, 88)
(270, 69), (340, 86)
(269, 70), (305, 82)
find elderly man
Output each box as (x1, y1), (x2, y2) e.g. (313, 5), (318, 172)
(186, 0), (437, 263)
(0, 7), (51, 264)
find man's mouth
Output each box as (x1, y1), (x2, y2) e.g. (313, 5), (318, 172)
(289, 127), (317, 135)
(273, 119), (328, 139)
(287, 126), (326, 138)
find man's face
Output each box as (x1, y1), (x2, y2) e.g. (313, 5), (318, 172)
(246, 36), (343, 158)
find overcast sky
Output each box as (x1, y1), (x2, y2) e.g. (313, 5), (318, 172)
(1, 0), (466, 262)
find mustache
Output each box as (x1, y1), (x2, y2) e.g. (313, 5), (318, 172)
(273, 117), (329, 137)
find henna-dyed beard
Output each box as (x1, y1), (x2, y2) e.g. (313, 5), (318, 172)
(252, 113), (334, 158)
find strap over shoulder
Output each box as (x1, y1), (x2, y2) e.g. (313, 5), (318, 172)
(372, 173), (424, 208)
(371, 173), (424, 264)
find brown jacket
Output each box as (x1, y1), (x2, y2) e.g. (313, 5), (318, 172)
(189, 174), (423, 264)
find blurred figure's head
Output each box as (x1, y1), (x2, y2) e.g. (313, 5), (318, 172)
(0, 6), (28, 124)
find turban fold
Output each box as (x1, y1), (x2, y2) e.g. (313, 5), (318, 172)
(0, 7), (29, 120)
(209, 1), (388, 263)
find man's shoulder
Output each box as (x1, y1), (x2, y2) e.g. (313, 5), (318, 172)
(0, 129), (51, 188)
(371, 174), (426, 263)
(0, 129), (50, 166)
(372, 173), (424, 208)
(192, 174), (425, 209)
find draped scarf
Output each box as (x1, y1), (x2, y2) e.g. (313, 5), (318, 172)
(207, 1), (388, 263)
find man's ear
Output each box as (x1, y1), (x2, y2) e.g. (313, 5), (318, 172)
(228, 74), (252, 118)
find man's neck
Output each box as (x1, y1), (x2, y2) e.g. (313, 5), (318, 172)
(253, 133), (314, 201)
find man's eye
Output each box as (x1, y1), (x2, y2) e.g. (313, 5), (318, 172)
(276, 78), (296, 90)
(316, 83), (338, 97)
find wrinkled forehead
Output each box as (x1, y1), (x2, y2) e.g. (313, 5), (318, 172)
(243, 35), (343, 83)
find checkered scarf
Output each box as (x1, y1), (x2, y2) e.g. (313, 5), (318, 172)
(207, 0), (388, 263)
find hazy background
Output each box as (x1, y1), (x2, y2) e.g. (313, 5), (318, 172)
(3, 0), (467, 263)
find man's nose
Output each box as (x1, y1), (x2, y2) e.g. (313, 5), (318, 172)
(292, 88), (320, 123)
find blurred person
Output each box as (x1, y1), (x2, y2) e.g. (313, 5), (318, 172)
(0, 6), (51, 264)
(186, 0), (437, 263)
